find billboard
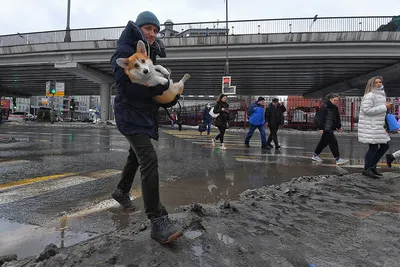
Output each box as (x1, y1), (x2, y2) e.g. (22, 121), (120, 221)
(0, 99), (10, 109)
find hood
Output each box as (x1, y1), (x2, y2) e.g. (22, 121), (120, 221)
(117, 21), (166, 59)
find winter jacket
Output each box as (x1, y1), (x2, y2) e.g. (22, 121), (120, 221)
(214, 102), (229, 128)
(110, 21), (176, 140)
(247, 102), (265, 126)
(358, 89), (390, 144)
(315, 100), (341, 132)
(202, 107), (213, 123)
(265, 103), (283, 127)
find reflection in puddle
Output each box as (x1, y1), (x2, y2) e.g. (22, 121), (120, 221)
(184, 230), (203, 240)
(191, 245), (204, 257)
(0, 218), (96, 259)
(217, 233), (234, 245)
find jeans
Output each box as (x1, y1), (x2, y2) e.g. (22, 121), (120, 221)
(204, 121), (212, 135)
(314, 131), (340, 159)
(245, 124), (267, 147)
(364, 143), (390, 170)
(267, 126), (279, 146)
(117, 134), (167, 219)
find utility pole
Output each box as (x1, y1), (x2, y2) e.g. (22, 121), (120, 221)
(224, 0), (229, 76)
(64, 0), (71, 42)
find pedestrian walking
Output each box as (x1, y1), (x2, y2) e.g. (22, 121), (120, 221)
(312, 93), (348, 165)
(244, 97), (268, 149)
(110, 11), (183, 243)
(358, 76), (392, 179)
(211, 94), (229, 149)
(202, 103), (213, 136)
(265, 98), (285, 148)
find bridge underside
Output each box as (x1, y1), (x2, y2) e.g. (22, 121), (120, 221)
(2, 57), (400, 97)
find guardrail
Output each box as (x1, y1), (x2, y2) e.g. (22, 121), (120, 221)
(0, 16), (396, 47)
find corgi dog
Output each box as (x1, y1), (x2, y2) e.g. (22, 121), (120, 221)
(116, 40), (190, 105)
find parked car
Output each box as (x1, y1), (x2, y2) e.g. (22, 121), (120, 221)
(8, 112), (26, 122)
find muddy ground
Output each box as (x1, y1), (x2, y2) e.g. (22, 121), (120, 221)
(2, 172), (400, 267)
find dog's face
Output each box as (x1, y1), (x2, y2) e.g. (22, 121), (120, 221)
(116, 40), (153, 81)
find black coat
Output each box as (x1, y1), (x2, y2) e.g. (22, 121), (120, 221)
(214, 102), (229, 128)
(265, 103), (284, 127)
(315, 100), (341, 131)
(111, 21), (175, 140)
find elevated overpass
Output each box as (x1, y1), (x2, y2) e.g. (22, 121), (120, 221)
(1, 16), (400, 120)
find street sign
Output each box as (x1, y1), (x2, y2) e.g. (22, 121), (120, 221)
(45, 81), (65, 97)
(223, 85), (236, 95)
(55, 82), (65, 97)
(45, 81), (51, 96)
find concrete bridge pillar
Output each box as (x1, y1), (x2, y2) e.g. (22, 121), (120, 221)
(100, 83), (111, 121)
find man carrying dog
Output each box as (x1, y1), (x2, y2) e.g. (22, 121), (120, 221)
(110, 11), (183, 244)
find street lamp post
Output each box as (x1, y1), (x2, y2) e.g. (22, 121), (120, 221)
(64, 0), (71, 42)
(224, 0), (229, 76)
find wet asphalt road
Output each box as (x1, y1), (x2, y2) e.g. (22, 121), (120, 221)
(1, 122), (399, 259)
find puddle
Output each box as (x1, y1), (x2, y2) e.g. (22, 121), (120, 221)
(191, 245), (204, 257)
(0, 218), (96, 259)
(217, 233), (235, 245)
(184, 230), (203, 240)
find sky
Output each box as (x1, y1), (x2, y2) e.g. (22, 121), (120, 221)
(0, 0), (399, 35)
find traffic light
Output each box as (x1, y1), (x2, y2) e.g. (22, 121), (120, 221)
(70, 99), (76, 111)
(50, 81), (56, 95)
(12, 97), (16, 110)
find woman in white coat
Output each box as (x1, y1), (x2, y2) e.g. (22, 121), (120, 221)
(358, 76), (392, 179)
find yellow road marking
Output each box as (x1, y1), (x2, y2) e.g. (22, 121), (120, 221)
(377, 162), (400, 167)
(0, 173), (77, 190)
(80, 169), (122, 179)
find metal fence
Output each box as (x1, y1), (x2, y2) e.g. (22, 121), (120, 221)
(159, 96), (400, 132)
(0, 16), (395, 47)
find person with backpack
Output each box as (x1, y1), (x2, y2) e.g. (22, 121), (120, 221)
(244, 97), (268, 149)
(312, 93), (348, 165)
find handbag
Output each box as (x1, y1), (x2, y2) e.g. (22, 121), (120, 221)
(209, 107), (219, 118)
(198, 123), (207, 132)
(386, 113), (400, 131)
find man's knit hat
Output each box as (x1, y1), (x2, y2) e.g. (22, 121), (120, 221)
(135, 11), (160, 32)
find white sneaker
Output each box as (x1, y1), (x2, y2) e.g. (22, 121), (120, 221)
(220, 144), (227, 150)
(312, 155), (323, 162)
(336, 158), (348, 165)
(212, 138), (216, 147)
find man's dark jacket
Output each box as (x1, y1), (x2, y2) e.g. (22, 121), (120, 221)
(265, 103), (285, 127)
(110, 21), (176, 140)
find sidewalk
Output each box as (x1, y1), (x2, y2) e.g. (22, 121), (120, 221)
(3, 172), (400, 267)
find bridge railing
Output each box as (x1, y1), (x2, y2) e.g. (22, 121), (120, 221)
(0, 16), (395, 47)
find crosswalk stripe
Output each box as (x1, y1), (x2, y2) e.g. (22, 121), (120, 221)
(0, 172), (76, 190)
(0, 169), (122, 205)
(0, 160), (30, 167)
(0, 176), (90, 205)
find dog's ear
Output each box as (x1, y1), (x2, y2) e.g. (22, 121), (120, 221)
(116, 58), (129, 68)
(136, 40), (147, 55)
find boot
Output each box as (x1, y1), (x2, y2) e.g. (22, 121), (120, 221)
(372, 166), (383, 176)
(386, 154), (395, 168)
(111, 188), (136, 210)
(150, 215), (183, 244)
(362, 168), (380, 179)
